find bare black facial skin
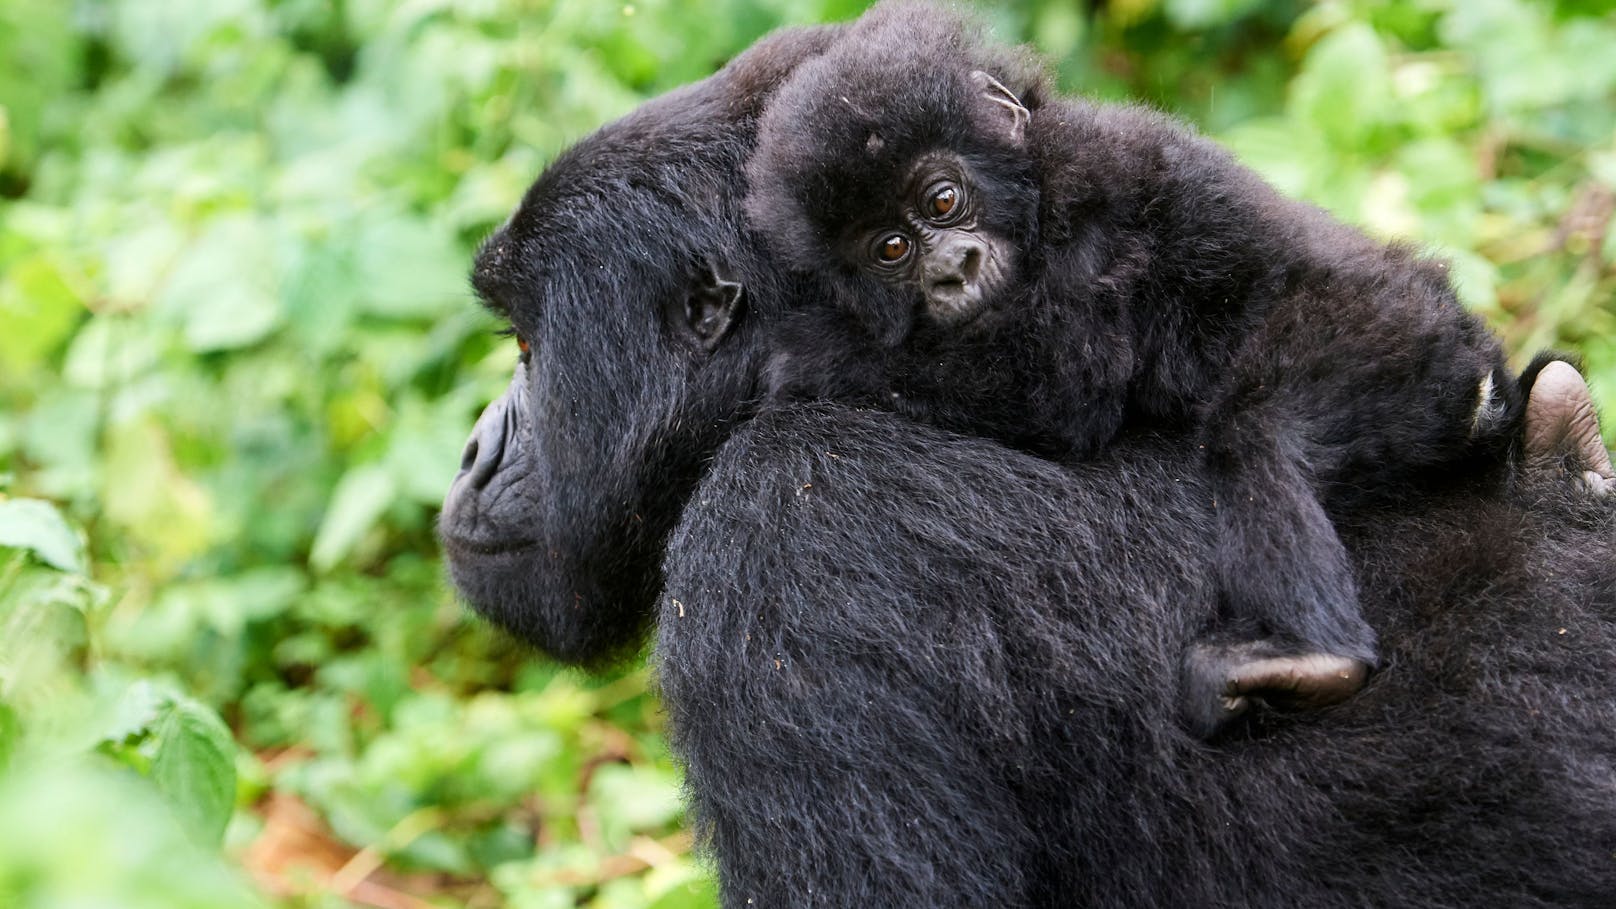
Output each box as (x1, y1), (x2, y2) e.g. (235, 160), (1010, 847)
(863, 156), (1015, 325)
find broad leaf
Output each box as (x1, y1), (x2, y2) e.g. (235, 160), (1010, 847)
(149, 697), (238, 846)
(0, 497), (86, 573)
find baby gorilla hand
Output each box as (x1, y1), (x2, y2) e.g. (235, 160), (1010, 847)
(1180, 638), (1371, 739)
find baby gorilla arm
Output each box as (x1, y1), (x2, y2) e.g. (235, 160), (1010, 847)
(1181, 409), (1377, 736)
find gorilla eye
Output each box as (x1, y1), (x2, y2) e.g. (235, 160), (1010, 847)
(875, 234), (912, 264)
(498, 326), (533, 361)
(927, 185), (959, 220)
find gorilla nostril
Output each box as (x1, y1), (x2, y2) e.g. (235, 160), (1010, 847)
(960, 246), (983, 282)
(465, 437), (505, 490)
(459, 395), (514, 490)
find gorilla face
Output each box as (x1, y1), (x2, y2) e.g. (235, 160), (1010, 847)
(438, 26), (843, 665)
(438, 157), (755, 665)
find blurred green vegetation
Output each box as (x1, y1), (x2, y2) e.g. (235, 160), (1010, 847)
(1, 0), (1613, 906)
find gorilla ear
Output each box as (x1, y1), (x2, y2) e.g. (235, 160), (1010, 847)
(669, 263), (745, 355)
(1524, 360), (1615, 495)
(971, 70), (1029, 145)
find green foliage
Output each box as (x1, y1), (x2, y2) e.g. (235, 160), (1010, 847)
(0, 766), (266, 909)
(1, 0), (1612, 906)
(0, 498), (87, 573)
(0, 500), (249, 902)
(149, 691), (242, 844)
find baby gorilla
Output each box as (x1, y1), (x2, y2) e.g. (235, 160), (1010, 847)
(745, 2), (1520, 737)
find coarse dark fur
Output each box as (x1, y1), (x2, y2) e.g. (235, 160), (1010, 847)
(441, 21), (1616, 909)
(439, 23), (844, 665)
(661, 401), (1616, 907)
(743, 2), (1522, 726)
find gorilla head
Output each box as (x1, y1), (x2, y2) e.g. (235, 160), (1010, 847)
(438, 25), (843, 665)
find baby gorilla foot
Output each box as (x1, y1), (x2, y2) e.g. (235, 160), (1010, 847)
(1180, 639), (1370, 739)
(1524, 359), (1616, 496)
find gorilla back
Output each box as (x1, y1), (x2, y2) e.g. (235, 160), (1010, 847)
(662, 402), (1616, 907)
(438, 25), (842, 665)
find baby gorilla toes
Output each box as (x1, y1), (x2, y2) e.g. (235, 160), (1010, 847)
(1524, 359), (1616, 497)
(1180, 638), (1371, 739)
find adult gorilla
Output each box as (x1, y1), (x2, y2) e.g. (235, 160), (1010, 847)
(440, 24), (1616, 909)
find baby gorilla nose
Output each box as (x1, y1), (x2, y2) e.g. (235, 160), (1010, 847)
(925, 236), (983, 285)
(958, 244), (983, 283)
(922, 235), (991, 323)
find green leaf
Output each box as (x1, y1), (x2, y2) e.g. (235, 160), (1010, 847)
(96, 680), (168, 747)
(0, 0), (77, 170)
(1031, 4), (1086, 60)
(588, 763), (684, 840)
(1438, 0), (1582, 116)
(103, 222), (187, 310)
(1165, 0), (1262, 30)
(0, 497), (86, 573)
(153, 216), (283, 353)
(1437, 247), (1500, 314)
(309, 464), (397, 572)
(0, 255), (84, 377)
(354, 213), (467, 319)
(106, 0), (263, 76)
(1221, 117), (1326, 200)
(60, 316), (163, 390)
(1290, 23), (1391, 149)
(149, 697), (238, 847)
(0, 699), (18, 772)
(101, 420), (214, 567)
(644, 860), (719, 909)
(0, 764), (266, 908)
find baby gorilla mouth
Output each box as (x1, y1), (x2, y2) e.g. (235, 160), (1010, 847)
(926, 278), (979, 321)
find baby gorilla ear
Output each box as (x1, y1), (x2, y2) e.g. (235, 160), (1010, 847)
(668, 262), (745, 356)
(970, 70), (1029, 145)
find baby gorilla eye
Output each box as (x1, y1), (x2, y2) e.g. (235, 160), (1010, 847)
(927, 184), (959, 220)
(874, 233), (912, 264)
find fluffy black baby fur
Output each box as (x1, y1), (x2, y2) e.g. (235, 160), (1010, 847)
(744, 0), (1520, 733)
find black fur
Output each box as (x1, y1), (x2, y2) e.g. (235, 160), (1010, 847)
(439, 24), (844, 665)
(441, 19), (1616, 908)
(744, 2), (1521, 705)
(662, 402), (1616, 907)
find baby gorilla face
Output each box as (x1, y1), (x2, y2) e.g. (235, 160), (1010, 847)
(859, 155), (1015, 325)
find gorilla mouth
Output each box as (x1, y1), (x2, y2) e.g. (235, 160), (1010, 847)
(440, 533), (540, 558)
(926, 281), (987, 324)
